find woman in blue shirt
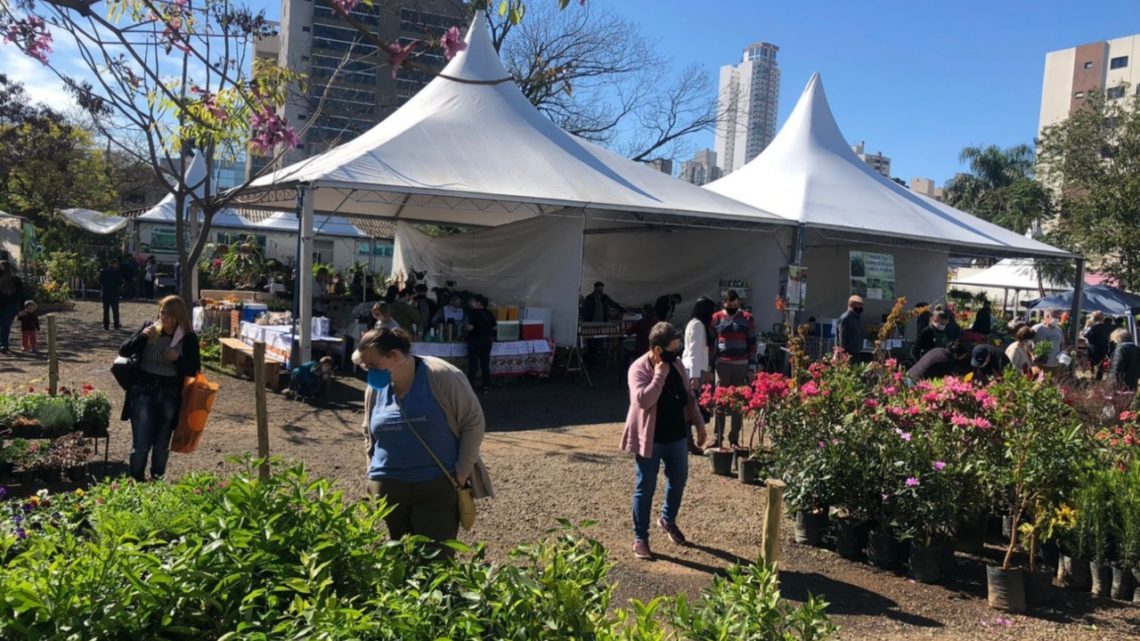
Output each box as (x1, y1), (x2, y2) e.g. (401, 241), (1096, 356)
(355, 328), (492, 547)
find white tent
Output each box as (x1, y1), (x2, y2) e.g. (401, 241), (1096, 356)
(59, 208), (129, 235)
(706, 74), (1070, 259)
(238, 13), (788, 361)
(952, 259), (1068, 291)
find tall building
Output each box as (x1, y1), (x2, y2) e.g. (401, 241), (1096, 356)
(679, 149), (722, 186)
(714, 42), (780, 175)
(644, 158), (674, 175)
(1039, 33), (1140, 135)
(255, 0), (465, 173)
(851, 141), (891, 178)
(909, 177), (944, 202)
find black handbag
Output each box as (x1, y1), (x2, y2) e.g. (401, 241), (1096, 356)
(110, 355), (139, 391)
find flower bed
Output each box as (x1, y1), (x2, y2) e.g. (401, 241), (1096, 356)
(0, 386), (109, 489)
(0, 463), (836, 640)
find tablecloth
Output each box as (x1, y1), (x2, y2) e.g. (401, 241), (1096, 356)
(411, 340), (555, 377)
(239, 322), (341, 364)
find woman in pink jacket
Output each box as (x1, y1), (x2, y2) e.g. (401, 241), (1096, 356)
(621, 322), (707, 560)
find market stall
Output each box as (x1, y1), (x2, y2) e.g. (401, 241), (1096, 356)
(411, 339), (555, 378)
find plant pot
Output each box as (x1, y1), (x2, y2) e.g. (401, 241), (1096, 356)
(66, 464), (86, 483)
(867, 528), (903, 571)
(954, 515), (986, 554)
(1090, 561), (1113, 597)
(986, 565), (1026, 613)
(1132, 569), (1140, 604)
(708, 449), (734, 476)
(1110, 566), (1135, 601)
(12, 468), (37, 485)
(834, 518), (868, 560)
(40, 467), (62, 484)
(730, 446), (750, 474)
(940, 539), (956, 570)
(1036, 541), (1060, 568)
(909, 542), (944, 584)
(0, 461), (12, 479)
(1061, 555), (1092, 591)
(794, 510), (828, 546)
(1023, 569), (1054, 607)
(737, 458), (763, 485)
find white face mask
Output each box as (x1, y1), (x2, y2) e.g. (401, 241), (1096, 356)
(934, 324), (947, 332)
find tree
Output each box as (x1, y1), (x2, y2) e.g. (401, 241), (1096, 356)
(943, 144), (1053, 234)
(1038, 88), (1140, 291)
(485, 1), (718, 162)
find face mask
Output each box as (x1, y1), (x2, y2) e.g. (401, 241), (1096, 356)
(852, 307), (864, 315)
(725, 307), (740, 315)
(934, 324), (947, 332)
(367, 368), (391, 390)
(660, 350), (679, 364)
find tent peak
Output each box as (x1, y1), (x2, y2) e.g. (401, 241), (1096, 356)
(437, 11), (512, 84)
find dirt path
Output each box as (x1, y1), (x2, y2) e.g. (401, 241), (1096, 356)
(3, 301), (1138, 640)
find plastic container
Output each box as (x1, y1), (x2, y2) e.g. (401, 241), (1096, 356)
(496, 321), (520, 341)
(521, 320), (544, 340)
(242, 303), (268, 323)
(506, 305), (519, 320)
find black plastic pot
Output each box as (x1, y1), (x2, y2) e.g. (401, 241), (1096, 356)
(1132, 569), (1140, 604)
(986, 565), (1026, 613)
(794, 510), (828, 546)
(1061, 555), (1092, 591)
(66, 464), (86, 483)
(867, 528), (903, 570)
(1036, 541), (1060, 568)
(12, 468), (37, 485)
(1023, 569), (1054, 607)
(1090, 561), (1113, 597)
(708, 450), (734, 476)
(953, 515), (986, 554)
(834, 518), (868, 560)
(730, 446), (750, 474)
(940, 539), (956, 570)
(40, 467), (62, 484)
(1110, 566), (1135, 601)
(0, 461), (12, 479)
(909, 542), (943, 583)
(737, 458), (763, 485)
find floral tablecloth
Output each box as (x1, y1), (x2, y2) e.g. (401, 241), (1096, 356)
(411, 340), (555, 378)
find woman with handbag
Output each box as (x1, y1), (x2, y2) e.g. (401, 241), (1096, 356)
(622, 322), (707, 561)
(118, 295), (200, 481)
(355, 328), (493, 551)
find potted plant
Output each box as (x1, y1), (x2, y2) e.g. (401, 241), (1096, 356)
(981, 372), (1090, 612)
(699, 384), (753, 477)
(0, 440), (15, 478)
(11, 439), (42, 485)
(51, 433), (92, 483)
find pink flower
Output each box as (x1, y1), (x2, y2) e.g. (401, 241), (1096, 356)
(933, 461), (946, 471)
(885, 357), (898, 369)
(899, 431), (912, 442)
(906, 477), (920, 487)
(883, 385), (898, 397)
(971, 417), (993, 430)
(384, 39), (417, 78)
(922, 391), (939, 404)
(440, 25), (467, 60)
(249, 106), (300, 154)
(950, 413), (970, 428)
(817, 440), (826, 449)
(330, 0), (359, 14)
(800, 381), (821, 397)
(4, 16), (53, 64)
(864, 399), (879, 409)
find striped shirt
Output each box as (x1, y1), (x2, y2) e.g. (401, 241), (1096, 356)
(140, 335), (178, 378)
(713, 310), (757, 366)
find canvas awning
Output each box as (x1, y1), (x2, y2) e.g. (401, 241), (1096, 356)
(59, 208), (129, 235)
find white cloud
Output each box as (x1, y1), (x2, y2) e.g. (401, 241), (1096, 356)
(0, 44), (78, 110)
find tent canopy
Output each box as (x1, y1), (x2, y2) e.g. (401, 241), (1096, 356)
(238, 13), (787, 230)
(1029, 284), (1140, 315)
(951, 258), (1070, 291)
(706, 74), (1072, 259)
(59, 208), (129, 235)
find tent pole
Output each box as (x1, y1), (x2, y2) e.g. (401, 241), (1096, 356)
(299, 187), (315, 365)
(290, 187), (304, 369)
(1069, 258), (1085, 348)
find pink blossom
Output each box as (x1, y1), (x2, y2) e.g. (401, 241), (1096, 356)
(906, 405), (923, 416)
(905, 477), (920, 487)
(4, 16), (53, 64)
(800, 381), (821, 397)
(886, 406), (905, 418)
(971, 417), (993, 430)
(864, 399), (879, 409)
(817, 440), (826, 449)
(950, 413), (970, 428)
(330, 0), (359, 15)
(885, 357), (898, 369)
(384, 39), (417, 78)
(899, 431), (912, 442)
(922, 391), (939, 404)
(883, 385), (898, 397)
(440, 26), (467, 60)
(249, 106), (300, 154)
(933, 461), (946, 471)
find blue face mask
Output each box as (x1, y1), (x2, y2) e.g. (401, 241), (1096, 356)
(367, 368), (391, 390)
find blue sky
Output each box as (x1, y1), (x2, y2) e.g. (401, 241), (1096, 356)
(5, 0), (1138, 186)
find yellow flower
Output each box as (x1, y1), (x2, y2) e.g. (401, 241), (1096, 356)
(28, 496), (40, 506)
(74, 488), (85, 497)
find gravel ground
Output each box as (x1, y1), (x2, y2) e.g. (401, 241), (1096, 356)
(3, 300), (1139, 640)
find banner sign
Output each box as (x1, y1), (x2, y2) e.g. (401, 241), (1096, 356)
(850, 251), (895, 300)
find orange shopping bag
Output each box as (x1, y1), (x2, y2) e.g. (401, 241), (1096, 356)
(171, 373), (219, 454)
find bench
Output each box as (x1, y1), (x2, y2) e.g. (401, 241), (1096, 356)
(219, 338), (287, 392)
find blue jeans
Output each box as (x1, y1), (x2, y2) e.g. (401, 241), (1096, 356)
(0, 302), (18, 350)
(128, 383), (181, 481)
(632, 438), (689, 542)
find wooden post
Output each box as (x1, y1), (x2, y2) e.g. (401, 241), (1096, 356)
(47, 314), (58, 396)
(253, 341), (270, 481)
(761, 479), (786, 568)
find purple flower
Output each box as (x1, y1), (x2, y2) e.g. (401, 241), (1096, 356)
(817, 440), (826, 449)
(0, 486), (6, 499)
(14, 528), (26, 540)
(899, 431), (912, 442)
(384, 39), (417, 78)
(440, 26), (467, 60)
(905, 477), (920, 487)
(933, 461), (946, 471)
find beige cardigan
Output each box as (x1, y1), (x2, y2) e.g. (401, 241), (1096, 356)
(359, 354), (494, 498)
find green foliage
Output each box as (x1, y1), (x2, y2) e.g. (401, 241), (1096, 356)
(1073, 469), (1119, 562)
(943, 144), (1052, 233)
(670, 563), (836, 641)
(198, 325), (224, 364)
